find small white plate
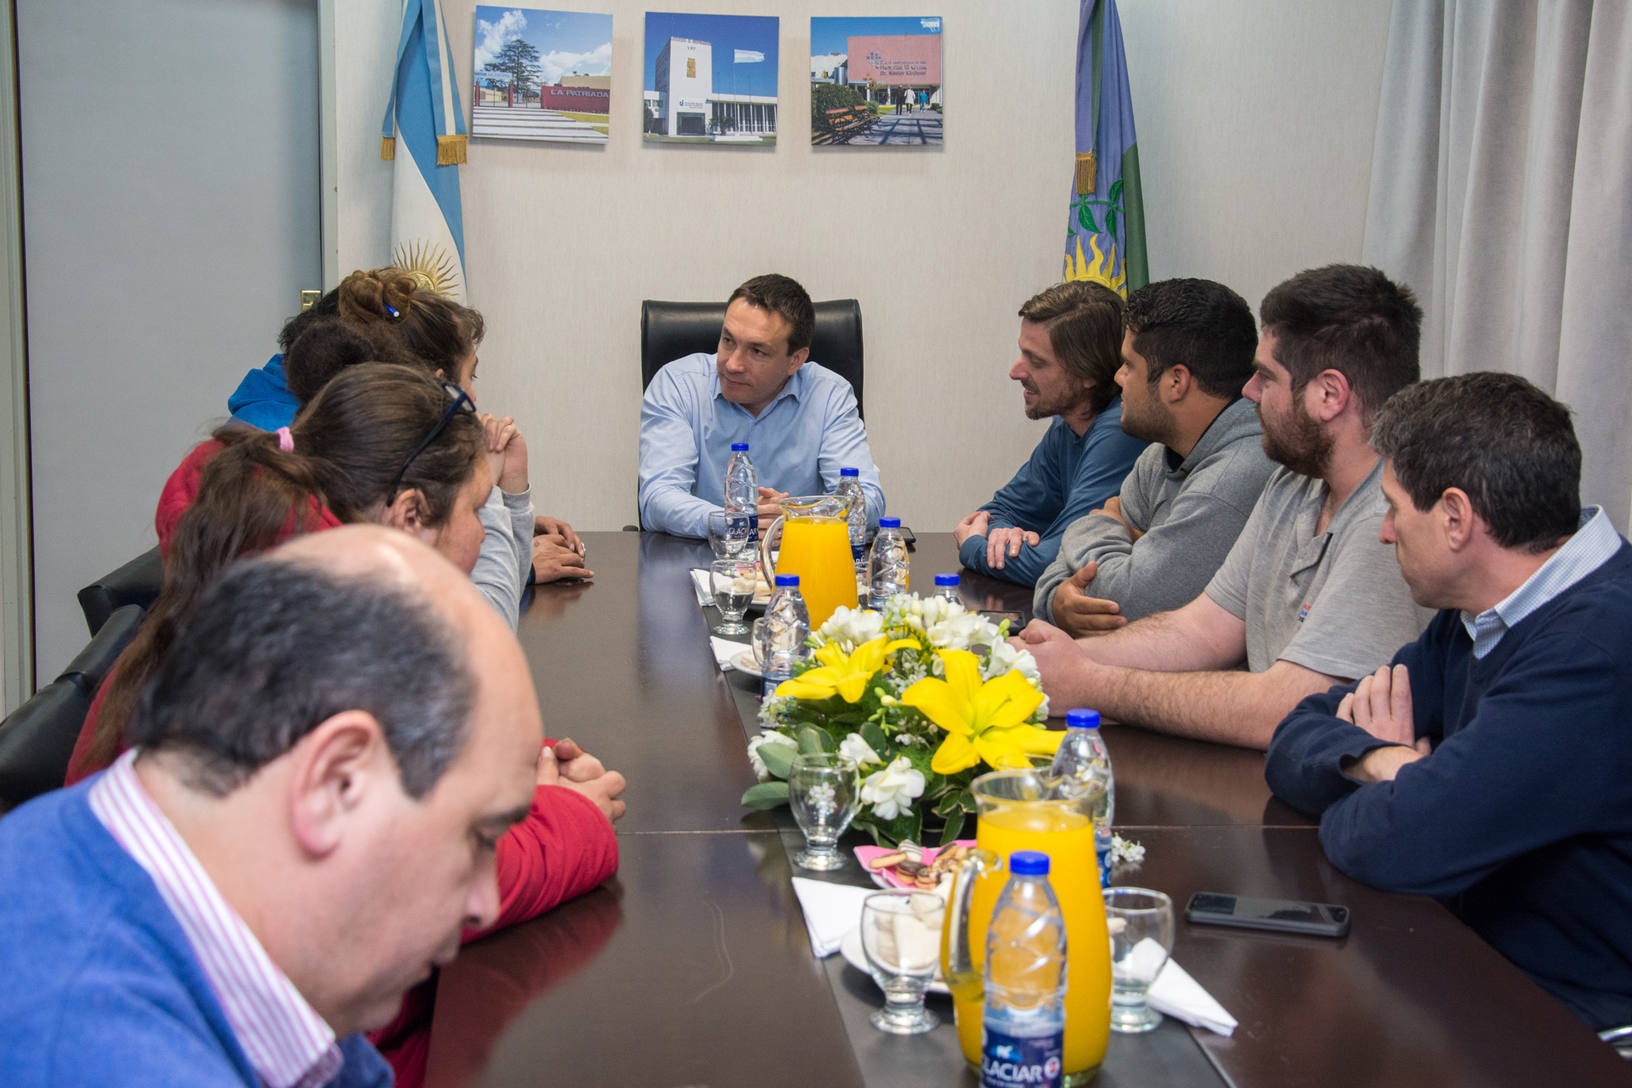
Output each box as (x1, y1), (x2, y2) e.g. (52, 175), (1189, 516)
(732, 651), (764, 679)
(839, 925), (950, 995)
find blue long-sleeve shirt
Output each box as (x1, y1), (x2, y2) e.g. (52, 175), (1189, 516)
(638, 354), (885, 538)
(958, 400), (1147, 586)
(1265, 532), (1632, 1031)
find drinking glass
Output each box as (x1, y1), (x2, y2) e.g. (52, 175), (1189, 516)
(709, 558), (757, 635)
(1103, 887), (1175, 1033)
(707, 509), (753, 559)
(860, 891), (944, 1034)
(787, 753), (859, 870)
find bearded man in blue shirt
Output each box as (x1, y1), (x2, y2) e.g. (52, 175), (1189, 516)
(953, 280), (1147, 586)
(638, 273), (885, 538)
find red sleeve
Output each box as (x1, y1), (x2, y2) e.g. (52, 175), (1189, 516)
(462, 784), (619, 943)
(156, 441), (223, 560)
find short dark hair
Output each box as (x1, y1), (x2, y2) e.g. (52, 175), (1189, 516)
(277, 288), (341, 353)
(1018, 281), (1124, 415)
(1125, 278), (1257, 399)
(1260, 264), (1422, 425)
(129, 556), (475, 798)
(728, 274), (815, 354)
(283, 317), (432, 406)
(1371, 372), (1581, 554)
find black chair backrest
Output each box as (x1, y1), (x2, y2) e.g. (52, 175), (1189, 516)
(0, 603), (146, 812)
(78, 546), (163, 636)
(640, 298), (865, 418)
(56, 604), (144, 695)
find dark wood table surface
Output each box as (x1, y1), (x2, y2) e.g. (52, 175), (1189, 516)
(425, 532), (1627, 1087)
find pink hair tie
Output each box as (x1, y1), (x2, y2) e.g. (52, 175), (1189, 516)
(276, 426), (294, 452)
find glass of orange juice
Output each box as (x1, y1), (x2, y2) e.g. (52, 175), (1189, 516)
(759, 495), (858, 627)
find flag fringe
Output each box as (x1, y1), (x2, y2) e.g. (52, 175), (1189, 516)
(380, 137), (396, 161)
(436, 134), (467, 165)
(1075, 152), (1096, 196)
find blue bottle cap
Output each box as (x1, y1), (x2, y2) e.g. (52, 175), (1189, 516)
(1065, 709), (1102, 731)
(730, 442), (749, 451)
(934, 573), (959, 586)
(879, 517), (901, 528)
(774, 574), (801, 587)
(840, 466), (859, 477)
(1009, 851), (1050, 876)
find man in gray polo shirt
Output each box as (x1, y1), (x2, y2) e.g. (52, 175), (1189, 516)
(1019, 265), (1433, 750)
(1034, 278), (1275, 634)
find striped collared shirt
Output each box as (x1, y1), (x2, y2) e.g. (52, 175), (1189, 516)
(89, 751), (343, 1088)
(1461, 506), (1624, 659)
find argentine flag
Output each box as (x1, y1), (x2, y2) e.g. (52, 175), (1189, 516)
(381, 0), (467, 302)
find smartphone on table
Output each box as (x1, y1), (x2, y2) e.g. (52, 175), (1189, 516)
(1184, 891), (1351, 938)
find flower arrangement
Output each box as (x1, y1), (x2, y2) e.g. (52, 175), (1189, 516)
(741, 593), (1062, 847)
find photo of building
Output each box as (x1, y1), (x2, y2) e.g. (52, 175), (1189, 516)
(810, 16), (942, 147)
(470, 7), (612, 144)
(643, 12), (778, 145)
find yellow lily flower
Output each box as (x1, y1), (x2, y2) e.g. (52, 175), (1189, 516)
(775, 636), (917, 703)
(901, 649), (1059, 774)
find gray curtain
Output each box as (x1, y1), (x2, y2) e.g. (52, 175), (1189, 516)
(1362, 0), (1632, 531)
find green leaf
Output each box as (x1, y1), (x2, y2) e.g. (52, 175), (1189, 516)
(1077, 204), (1100, 234)
(938, 811), (966, 845)
(1106, 208), (1118, 238)
(759, 742), (795, 780)
(861, 720), (889, 755)
(796, 727), (832, 755)
(934, 790), (965, 818)
(1108, 178), (1123, 203)
(740, 781), (790, 810)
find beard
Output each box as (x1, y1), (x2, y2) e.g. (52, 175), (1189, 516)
(1260, 399), (1332, 478)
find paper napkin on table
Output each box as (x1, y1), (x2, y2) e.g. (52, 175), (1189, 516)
(689, 568), (712, 605)
(790, 878), (874, 958)
(710, 636), (745, 671)
(1149, 956), (1237, 1036)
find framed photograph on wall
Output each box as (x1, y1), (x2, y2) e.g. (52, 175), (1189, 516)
(643, 12), (780, 146)
(811, 17), (942, 147)
(471, 7), (612, 144)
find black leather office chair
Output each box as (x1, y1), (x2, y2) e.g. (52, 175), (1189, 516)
(0, 604), (144, 812)
(640, 298), (865, 418)
(77, 546), (163, 636)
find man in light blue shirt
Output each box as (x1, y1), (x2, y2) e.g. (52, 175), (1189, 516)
(638, 273), (885, 538)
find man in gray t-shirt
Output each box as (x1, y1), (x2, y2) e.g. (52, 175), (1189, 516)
(1018, 265), (1433, 750)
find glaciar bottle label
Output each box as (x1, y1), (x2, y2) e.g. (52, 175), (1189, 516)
(980, 1027), (1063, 1088)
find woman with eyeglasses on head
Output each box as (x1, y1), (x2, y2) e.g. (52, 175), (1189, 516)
(65, 363), (623, 1088)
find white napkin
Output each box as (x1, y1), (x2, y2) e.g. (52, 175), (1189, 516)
(688, 568), (712, 605)
(1149, 956), (1237, 1036)
(710, 636), (745, 671)
(790, 878), (874, 957)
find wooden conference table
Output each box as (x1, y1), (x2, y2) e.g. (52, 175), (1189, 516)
(424, 532), (1625, 1087)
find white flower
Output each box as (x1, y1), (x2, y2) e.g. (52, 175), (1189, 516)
(1110, 834), (1146, 866)
(746, 731), (797, 781)
(925, 611), (990, 650)
(838, 732), (883, 766)
(985, 638), (1042, 687)
(859, 756), (927, 821)
(818, 606), (884, 650)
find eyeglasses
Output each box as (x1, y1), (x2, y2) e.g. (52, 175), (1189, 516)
(389, 380), (475, 498)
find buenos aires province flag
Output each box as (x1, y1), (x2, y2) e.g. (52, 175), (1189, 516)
(1064, 0), (1147, 296)
(381, 0), (468, 302)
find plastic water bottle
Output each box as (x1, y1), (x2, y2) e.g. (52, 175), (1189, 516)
(867, 517), (909, 609)
(1050, 708), (1114, 883)
(833, 467), (869, 573)
(981, 851), (1067, 1088)
(933, 572), (962, 605)
(723, 442), (758, 543)
(759, 573), (811, 700)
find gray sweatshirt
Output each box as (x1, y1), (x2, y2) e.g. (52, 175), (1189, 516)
(1033, 396), (1274, 624)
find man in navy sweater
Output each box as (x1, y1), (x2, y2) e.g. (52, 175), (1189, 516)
(0, 527), (543, 1085)
(1265, 373), (1632, 1046)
